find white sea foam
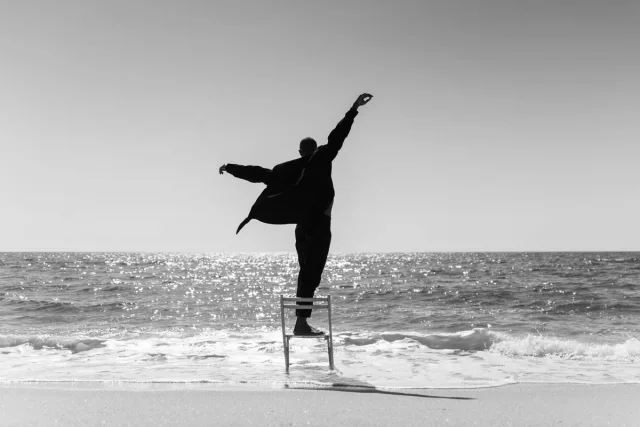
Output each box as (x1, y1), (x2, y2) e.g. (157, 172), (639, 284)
(1, 329), (639, 388)
(0, 335), (106, 353)
(491, 335), (640, 359)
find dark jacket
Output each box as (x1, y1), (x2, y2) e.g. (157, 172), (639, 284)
(226, 107), (359, 233)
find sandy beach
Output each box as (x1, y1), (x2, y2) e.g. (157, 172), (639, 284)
(1, 383), (638, 426)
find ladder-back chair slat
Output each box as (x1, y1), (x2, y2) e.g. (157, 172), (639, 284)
(282, 304), (329, 310)
(282, 297), (329, 302)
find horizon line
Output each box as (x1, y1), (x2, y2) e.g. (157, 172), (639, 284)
(1, 250), (639, 254)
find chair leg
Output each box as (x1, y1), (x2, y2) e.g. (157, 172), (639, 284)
(285, 336), (290, 373)
(326, 337), (334, 370)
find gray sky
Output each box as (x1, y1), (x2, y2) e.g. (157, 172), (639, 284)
(1, 0), (639, 252)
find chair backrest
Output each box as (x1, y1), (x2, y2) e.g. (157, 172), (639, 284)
(279, 295), (333, 337)
(280, 296), (331, 310)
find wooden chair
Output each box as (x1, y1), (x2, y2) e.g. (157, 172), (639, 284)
(279, 295), (334, 372)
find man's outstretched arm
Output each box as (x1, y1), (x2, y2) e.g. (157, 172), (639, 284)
(219, 164), (273, 184)
(323, 93), (373, 161)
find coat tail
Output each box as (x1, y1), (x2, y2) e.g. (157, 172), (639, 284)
(236, 217), (252, 234)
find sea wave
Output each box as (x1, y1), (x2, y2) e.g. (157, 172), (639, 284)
(2, 329), (638, 387)
(3, 328), (638, 361)
(342, 329), (640, 360)
(491, 335), (640, 360)
(0, 335), (106, 353)
(342, 328), (496, 351)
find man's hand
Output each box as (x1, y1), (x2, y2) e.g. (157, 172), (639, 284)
(219, 164), (227, 175)
(352, 93), (373, 109)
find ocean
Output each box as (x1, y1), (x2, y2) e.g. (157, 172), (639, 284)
(1, 252), (639, 389)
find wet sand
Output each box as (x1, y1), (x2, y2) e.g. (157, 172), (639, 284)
(1, 383), (639, 426)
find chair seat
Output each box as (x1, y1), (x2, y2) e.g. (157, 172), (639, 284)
(285, 333), (329, 339)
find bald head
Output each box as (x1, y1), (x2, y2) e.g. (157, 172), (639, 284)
(299, 137), (317, 157)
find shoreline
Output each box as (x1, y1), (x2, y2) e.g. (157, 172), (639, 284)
(2, 383), (639, 426)
(0, 380), (640, 392)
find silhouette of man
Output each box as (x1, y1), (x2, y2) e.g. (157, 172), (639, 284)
(219, 93), (373, 335)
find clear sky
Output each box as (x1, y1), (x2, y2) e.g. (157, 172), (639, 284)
(1, 0), (639, 252)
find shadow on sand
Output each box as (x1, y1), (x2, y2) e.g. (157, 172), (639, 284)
(284, 384), (474, 400)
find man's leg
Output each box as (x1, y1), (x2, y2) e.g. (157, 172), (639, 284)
(294, 219), (331, 334)
(295, 223), (306, 272)
(294, 223), (312, 319)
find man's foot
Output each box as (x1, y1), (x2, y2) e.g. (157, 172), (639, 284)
(293, 322), (324, 336)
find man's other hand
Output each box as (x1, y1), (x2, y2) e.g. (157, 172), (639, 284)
(219, 164), (227, 175)
(353, 93), (373, 109)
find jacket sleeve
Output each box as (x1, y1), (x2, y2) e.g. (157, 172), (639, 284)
(225, 164), (273, 184)
(318, 108), (359, 162)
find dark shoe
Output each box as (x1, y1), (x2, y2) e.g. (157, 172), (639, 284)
(293, 324), (324, 336)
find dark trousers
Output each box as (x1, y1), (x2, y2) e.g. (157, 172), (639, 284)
(295, 217), (332, 318)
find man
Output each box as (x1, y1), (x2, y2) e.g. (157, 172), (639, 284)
(219, 93), (373, 335)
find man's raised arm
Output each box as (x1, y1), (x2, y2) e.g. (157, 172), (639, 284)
(219, 164), (273, 184)
(323, 93), (373, 161)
